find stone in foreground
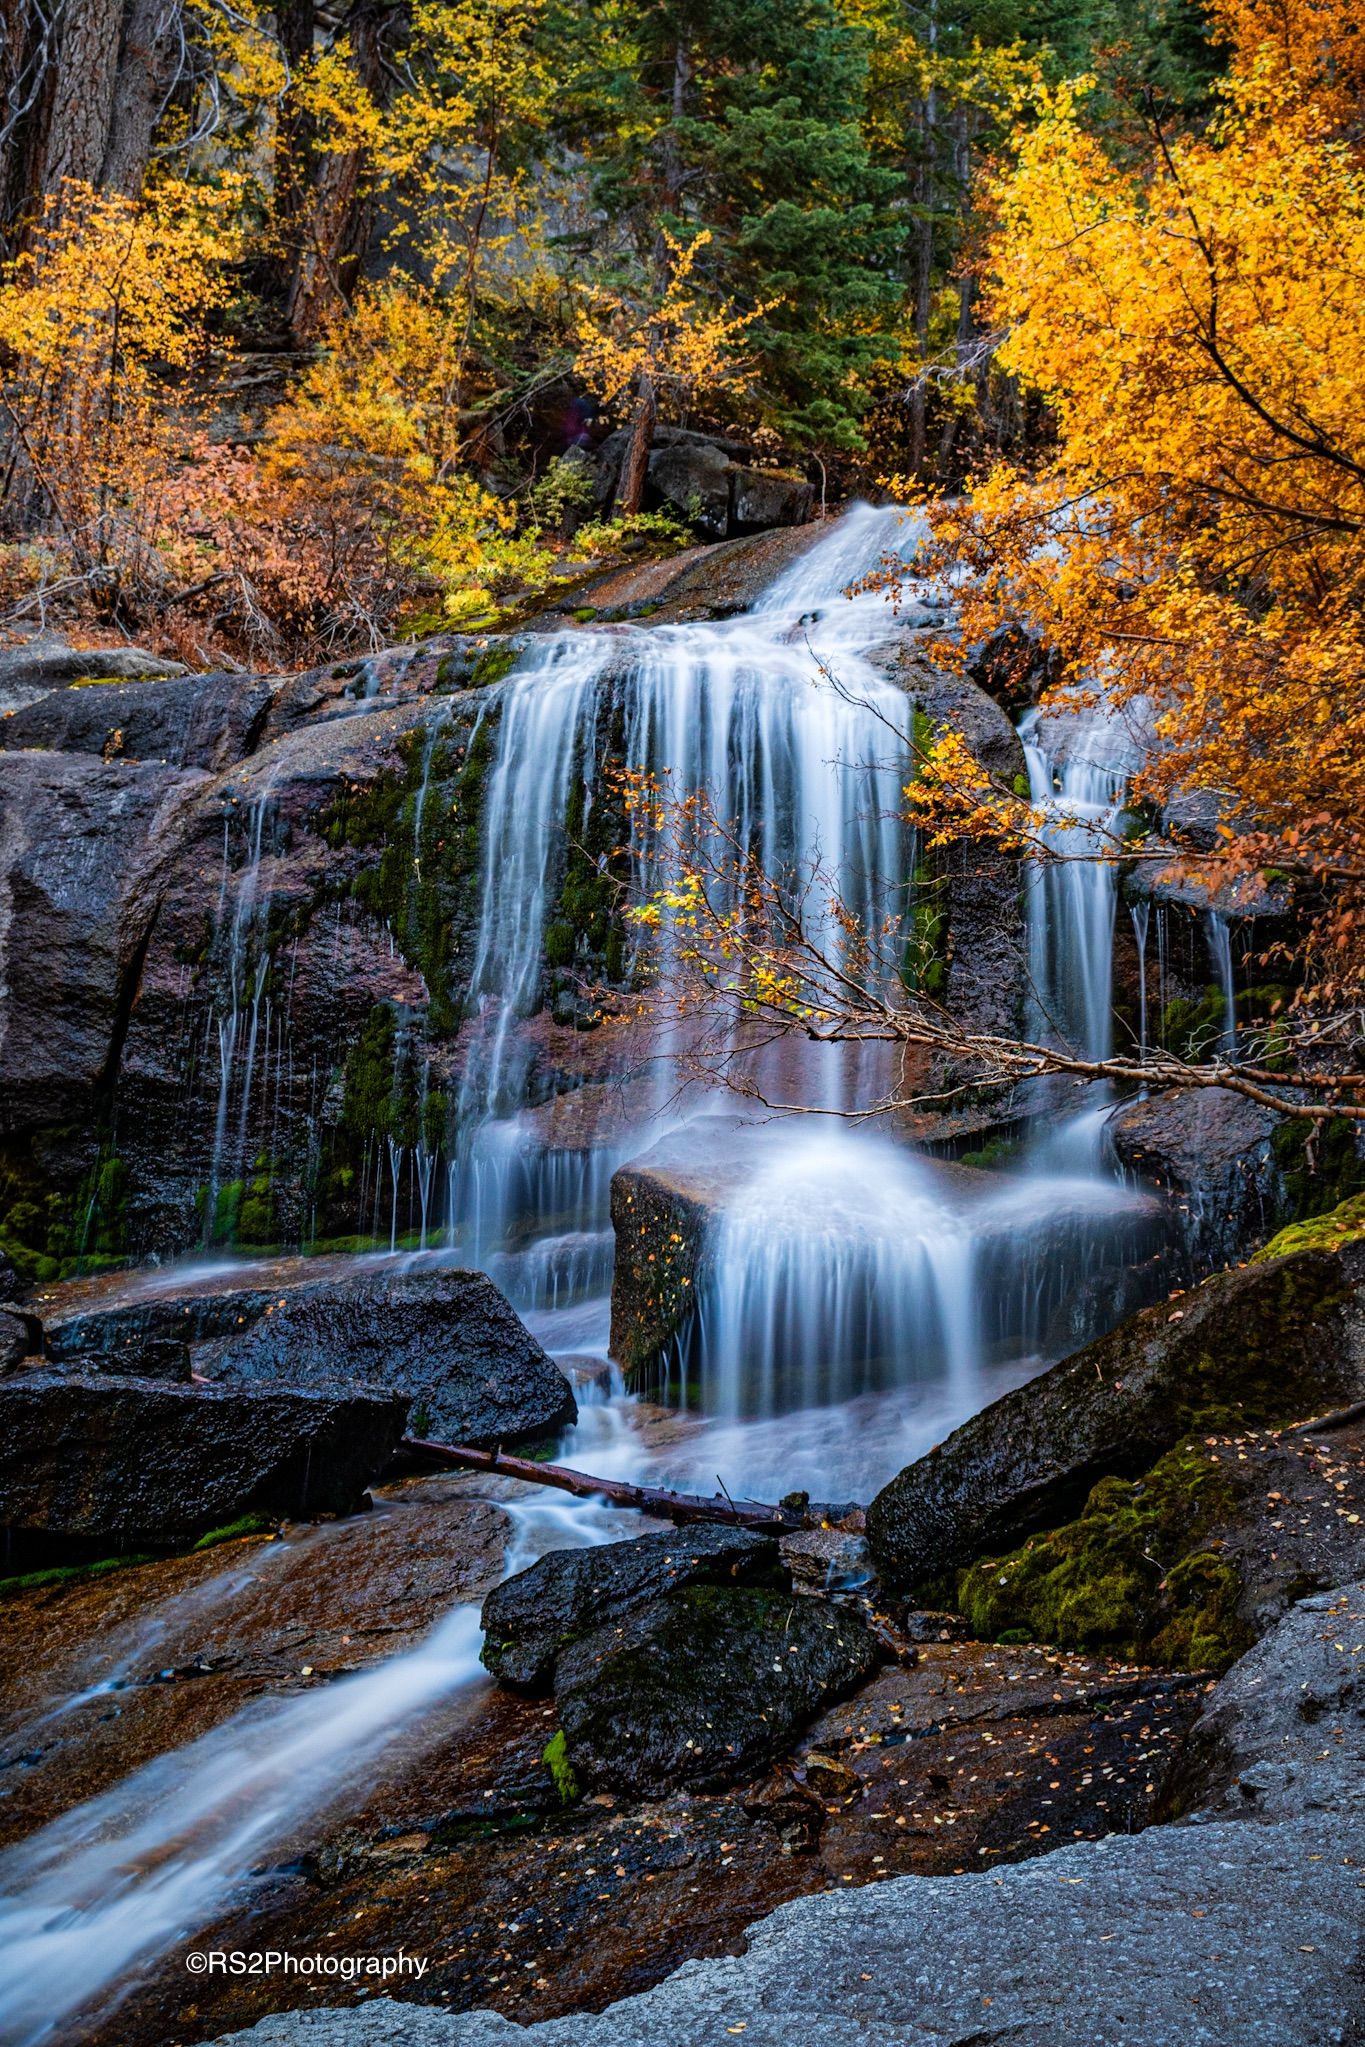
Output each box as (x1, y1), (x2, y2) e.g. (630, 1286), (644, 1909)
(867, 1241), (1365, 1590)
(208, 1583), (1365, 2047)
(480, 1524), (782, 1690)
(49, 1269), (576, 1450)
(556, 1583), (883, 1796)
(0, 1372), (408, 1547)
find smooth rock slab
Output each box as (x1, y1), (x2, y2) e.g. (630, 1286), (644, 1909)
(209, 1586), (1365, 2047)
(867, 1241), (1365, 1590)
(481, 1524), (781, 1690)
(555, 1584), (883, 1796)
(0, 1372), (407, 1546)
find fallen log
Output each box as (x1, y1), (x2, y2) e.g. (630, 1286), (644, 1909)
(401, 1436), (865, 1532)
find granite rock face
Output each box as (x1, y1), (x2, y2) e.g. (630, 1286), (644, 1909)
(0, 1372), (408, 1548)
(867, 1241), (1365, 1590)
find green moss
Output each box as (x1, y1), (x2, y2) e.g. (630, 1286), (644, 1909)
(954, 1436), (1254, 1672)
(1269, 1115), (1365, 1224)
(1160, 987), (1228, 1060)
(542, 1728), (580, 1804)
(471, 645), (519, 688)
(0, 1554), (154, 1598)
(191, 1513), (277, 1550)
(1255, 1190), (1365, 1262)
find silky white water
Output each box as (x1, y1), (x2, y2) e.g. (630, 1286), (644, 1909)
(445, 502), (923, 1270)
(0, 1477), (632, 2046)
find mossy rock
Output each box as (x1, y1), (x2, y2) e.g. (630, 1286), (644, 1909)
(1255, 1192), (1365, 1263)
(555, 1583), (883, 1797)
(953, 1436), (1254, 1673)
(868, 1244), (1363, 1592)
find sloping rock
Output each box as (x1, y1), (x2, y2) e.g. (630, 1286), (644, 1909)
(481, 1525), (781, 1690)
(1110, 1086), (1286, 1268)
(0, 751), (206, 1137)
(206, 1269), (576, 1447)
(0, 1371), (407, 1547)
(0, 668), (281, 771)
(556, 1584), (883, 1797)
(867, 1241), (1365, 1590)
(209, 1586), (1365, 2047)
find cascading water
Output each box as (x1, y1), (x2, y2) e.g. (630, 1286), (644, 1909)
(1205, 910), (1238, 1055)
(1019, 706), (1135, 1062)
(0, 1484), (631, 2047)
(442, 504), (923, 1287)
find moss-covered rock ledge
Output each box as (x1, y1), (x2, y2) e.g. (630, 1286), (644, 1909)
(867, 1236), (1365, 1670)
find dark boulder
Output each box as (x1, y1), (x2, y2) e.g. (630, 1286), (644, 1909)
(729, 466), (814, 533)
(868, 1241), (1365, 1590)
(0, 1371), (407, 1547)
(0, 1306), (33, 1372)
(556, 1583), (883, 1796)
(1110, 1086), (1286, 1269)
(481, 1524), (782, 1690)
(57, 1336), (193, 1381)
(0, 668), (280, 771)
(205, 1268), (576, 1447)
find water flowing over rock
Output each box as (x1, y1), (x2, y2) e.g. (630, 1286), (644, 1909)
(0, 1372), (407, 1549)
(867, 1241), (1365, 1590)
(610, 1117), (1167, 1417)
(480, 1525), (782, 1690)
(204, 1582), (1365, 2047)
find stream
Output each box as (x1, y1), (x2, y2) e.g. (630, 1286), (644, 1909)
(0, 505), (1165, 2042)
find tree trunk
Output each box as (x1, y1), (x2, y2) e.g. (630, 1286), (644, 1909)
(284, 0), (396, 347)
(906, 0), (938, 477)
(613, 365), (657, 515)
(100, 0), (185, 197)
(271, 0), (316, 294)
(38, 0), (124, 200)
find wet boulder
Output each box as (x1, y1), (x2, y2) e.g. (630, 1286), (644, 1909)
(481, 1524), (783, 1690)
(0, 1371), (407, 1548)
(205, 1268), (576, 1448)
(555, 1583), (883, 1796)
(0, 1306), (34, 1372)
(1110, 1086), (1286, 1269)
(868, 1241), (1365, 1591)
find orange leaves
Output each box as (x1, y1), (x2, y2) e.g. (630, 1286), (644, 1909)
(888, 0), (1365, 996)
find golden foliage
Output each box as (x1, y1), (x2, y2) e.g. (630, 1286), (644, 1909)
(894, 0), (1365, 994)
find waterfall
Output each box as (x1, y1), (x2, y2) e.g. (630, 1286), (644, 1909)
(1019, 707), (1134, 1062)
(0, 1486), (627, 2047)
(1131, 899), (1150, 1058)
(202, 770), (282, 1243)
(444, 504), (924, 1279)
(1205, 910), (1238, 1056)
